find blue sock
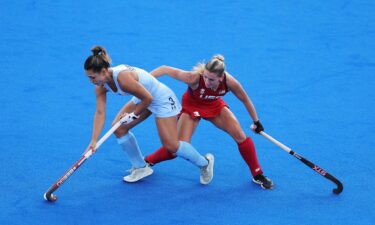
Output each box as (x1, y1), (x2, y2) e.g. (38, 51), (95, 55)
(175, 141), (208, 168)
(117, 132), (146, 168)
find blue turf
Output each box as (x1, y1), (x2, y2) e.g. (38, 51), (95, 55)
(1, 1), (374, 224)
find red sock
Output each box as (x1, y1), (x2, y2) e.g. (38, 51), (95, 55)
(238, 137), (263, 177)
(144, 146), (176, 165)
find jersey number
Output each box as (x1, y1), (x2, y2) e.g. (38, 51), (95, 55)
(168, 97), (176, 110)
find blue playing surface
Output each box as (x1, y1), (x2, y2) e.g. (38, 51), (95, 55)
(1, 1), (374, 224)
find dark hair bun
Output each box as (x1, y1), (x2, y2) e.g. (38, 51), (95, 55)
(91, 46), (106, 56)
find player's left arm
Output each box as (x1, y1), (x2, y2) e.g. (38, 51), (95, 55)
(226, 73), (260, 122)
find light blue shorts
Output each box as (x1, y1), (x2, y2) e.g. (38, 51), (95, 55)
(131, 83), (182, 118)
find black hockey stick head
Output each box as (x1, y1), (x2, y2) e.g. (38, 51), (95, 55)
(333, 181), (343, 194)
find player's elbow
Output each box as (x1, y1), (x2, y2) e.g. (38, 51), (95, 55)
(144, 95), (153, 106)
(95, 110), (106, 119)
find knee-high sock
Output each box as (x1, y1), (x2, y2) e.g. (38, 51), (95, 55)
(117, 132), (146, 168)
(145, 146), (176, 165)
(175, 141), (208, 168)
(238, 137), (263, 177)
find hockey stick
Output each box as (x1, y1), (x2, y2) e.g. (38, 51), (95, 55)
(44, 116), (127, 202)
(259, 130), (343, 194)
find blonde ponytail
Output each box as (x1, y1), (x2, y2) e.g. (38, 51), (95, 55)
(192, 62), (205, 75)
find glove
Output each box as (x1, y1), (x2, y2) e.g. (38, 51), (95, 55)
(121, 112), (140, 124)
(253, 120), (264, 133)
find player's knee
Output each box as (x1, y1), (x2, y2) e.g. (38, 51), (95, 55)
(231, 129), (247, 143)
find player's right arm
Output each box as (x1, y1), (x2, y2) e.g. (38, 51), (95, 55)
(84, 86), (107, 155)
(150, 65), (199, 86)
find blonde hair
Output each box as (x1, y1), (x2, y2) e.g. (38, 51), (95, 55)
(193, 54), (225, 77)
(84, 45), (112, 72)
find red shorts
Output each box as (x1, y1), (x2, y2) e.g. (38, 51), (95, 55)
(180, 92), (228, 120)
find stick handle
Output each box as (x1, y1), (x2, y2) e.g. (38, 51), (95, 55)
(83, 117), (126, 158)
(259, 131), (292, 153)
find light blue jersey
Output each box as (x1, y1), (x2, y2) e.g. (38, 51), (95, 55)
(104, 64), (181, 118)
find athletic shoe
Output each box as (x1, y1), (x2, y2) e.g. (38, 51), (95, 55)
(200, 153), (214, 185)
(252, 174), (274, 189)
(123, 164), (154, 183)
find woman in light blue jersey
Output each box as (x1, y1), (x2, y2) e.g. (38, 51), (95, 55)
(82, 46), (214, 184)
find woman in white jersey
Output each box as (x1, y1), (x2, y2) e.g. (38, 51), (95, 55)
(83, 46), (214, 184)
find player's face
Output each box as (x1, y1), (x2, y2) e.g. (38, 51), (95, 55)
(85, 68), (108, 86)
(203, 70), (222, 90)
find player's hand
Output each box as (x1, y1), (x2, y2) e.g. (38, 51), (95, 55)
(121, 112), (140, 124)
(251, 120), (264, 133)
(83, 140), (97, 156)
